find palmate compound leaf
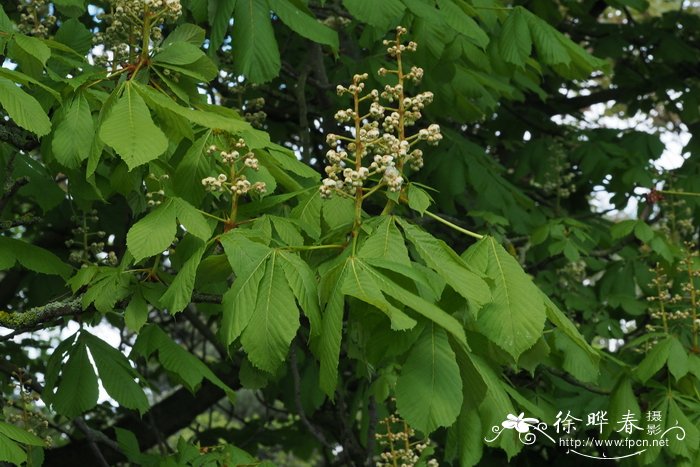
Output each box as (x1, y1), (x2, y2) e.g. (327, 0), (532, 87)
(398, 219), (490, 309)
(81, 332), (149, 414)
(0, 236), (71, 278)
(462, 236), (545, 360)
(126, 197), (212, 262)
(219, 231), (318, 372)
(239, 252), (301, 372)
(132, 325), (234, 398)
(99, 82), (168, 170)
(219, 231), (273, 346)
(395, 324), (463, 434)
(51, 341), (99, 418)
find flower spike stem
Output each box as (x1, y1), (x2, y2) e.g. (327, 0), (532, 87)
(424, 210), (484, 240)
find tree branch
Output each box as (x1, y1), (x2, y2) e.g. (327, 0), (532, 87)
(0, 298), (84, 333)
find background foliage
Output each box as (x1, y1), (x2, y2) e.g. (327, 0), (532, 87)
(0, 0), (699, 465)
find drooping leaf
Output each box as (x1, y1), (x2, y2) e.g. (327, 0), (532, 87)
(279, 250), (322, 337)
(0, 77), (51, 136)
(132, 325), (234, 397)
(342, 0), (405, 29)
(232, 0), (281, 83)
(208, 0), (237, 51)
(82, 332), (149, 414)
(219, 231), (273, 345)
(499, 7), (531, 67)
(160, 242), (207, 313)
(52, 92), (94, 168)
(463, 236), (545, 359)
(359, 216), (411, 265)
(99, 83), (168, 170)
(396, 325), (463, 434)
(315, 258), (348, 397)
(126, 197), (212, 262)
(0, 237), (71, 278)
(52, 342), (99, 418)
(399, 220), (490, 307)
(240, 252), (301, 372)
(269, 0), (339, 50)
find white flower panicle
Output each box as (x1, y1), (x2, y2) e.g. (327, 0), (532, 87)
(320, 27), (442, 199)
(201, 138), (266, 196)
(95, 0), (182, 66)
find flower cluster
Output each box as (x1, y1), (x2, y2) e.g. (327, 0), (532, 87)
(320, 27), (442, 199)
(375, 414), (438, 467)
(201, 138), (266, 197)
(94, 0), (182, 66)
(18, 0), (56, 38)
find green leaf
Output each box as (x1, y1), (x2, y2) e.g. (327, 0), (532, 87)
(396, 325), (463, 434)
(82, 332), (149, 414)
(523, 9), (570, 66)
(342, 0), (405, 29)
(463, 236), (546, 359)
(499, 7), (531, 67)
(208, 0), (237, 51)
(543, 294), (600, 366)
(126, 200), (178, 262)
(174, 131), (213, 204)
(232, 0), (281, 83)
(55, 18), (92, 54)
(81, 268), (132, 313)
(125, 288), (149, 332)
(343, 257), (417, 331)
(12, 34), (50, 66)
(219, 231), (273, 344)
(367, 264), (469, 349)
(667, 337), (689, 380)
(316, 258), (348, 397)
(0, 77), (51, 136)
(406, 184), (432, 215)
(240, 253), (301, 372)
(153, 41), (206, 65)
(164, 23), (206, 46)
(610, 219), (636, 239)
(634, 337), (672, 383)
(0, 433), (27, 466)
(633, 220), (654, 242)
(160, 243), (207, 313)
(133, 82), (250, 132)
(436, 0), (488, 48)
(52, 92), (94, 168)
(0, 237), (71, 278)
(132, 325), (235, 397)
(553, 330), (599, 383)
(291, 190), (322, 239)
(0, 423), (43, 446)
(399, 220), (490, 307)
(99, 83), (168, 170)
(279, 250), (322, 337)
(126, 198), (212, 262)
(359, 216), (411, 265)
(52, 342), (99, 418)
(269, 0), (339, 50)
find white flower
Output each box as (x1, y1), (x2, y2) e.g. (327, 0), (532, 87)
(501, 413), (539, 433)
